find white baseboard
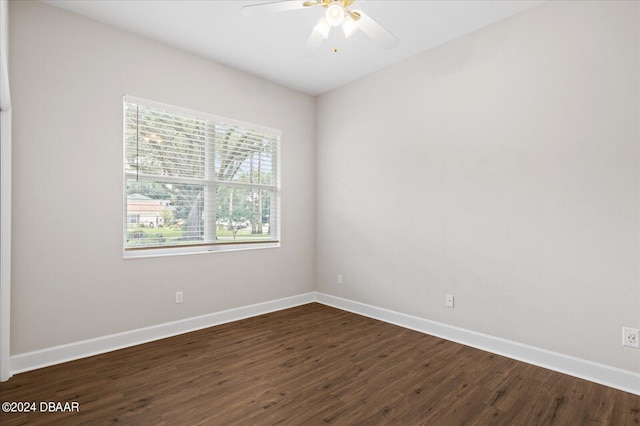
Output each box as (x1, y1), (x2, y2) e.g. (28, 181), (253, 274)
(10, 292), (315, 375)
(10, 291), (640, 396)
(315, 292), (640, 396)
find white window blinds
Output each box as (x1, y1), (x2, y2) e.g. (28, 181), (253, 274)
(123, 95), (281, 253)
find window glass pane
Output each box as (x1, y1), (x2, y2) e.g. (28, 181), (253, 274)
(125, 103), (206, 179)
(126, 179), (204, 247)
(215, 186), (273, 242)
(215, 124), (276, 185)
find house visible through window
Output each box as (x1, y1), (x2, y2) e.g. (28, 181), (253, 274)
(123, 96), (281, 257)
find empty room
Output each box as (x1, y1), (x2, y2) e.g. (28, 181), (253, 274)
(0, 0), (638, 424)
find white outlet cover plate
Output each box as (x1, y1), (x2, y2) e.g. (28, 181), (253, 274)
(622, 327), (639, 348)
(446, 295), (454, 308)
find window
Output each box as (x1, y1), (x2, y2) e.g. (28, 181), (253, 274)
(123, 96), (281, 257)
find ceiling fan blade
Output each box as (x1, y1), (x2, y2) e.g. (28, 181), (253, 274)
(353, 10), (399, 49)
(305, 20), (327, 52)
(241, 1), (315, 17)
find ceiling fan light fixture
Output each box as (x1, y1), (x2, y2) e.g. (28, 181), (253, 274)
(241, 0), (399, 51)
(341, 13), (359, 38)
(325, 4), (344, 27)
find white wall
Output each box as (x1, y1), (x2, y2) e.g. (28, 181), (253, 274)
(316, 0), (639, 372)
(9, 1), (315, 354)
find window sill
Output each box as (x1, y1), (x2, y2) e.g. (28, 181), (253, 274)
(123, 241), (280, 259)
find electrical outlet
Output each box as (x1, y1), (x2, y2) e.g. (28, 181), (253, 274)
(446, 294), (454, 308)
(337, 274), (343, 285)
(175, 291), (183, 304)
(622, 327), (639, 348)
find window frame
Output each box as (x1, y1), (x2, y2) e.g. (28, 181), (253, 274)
(122, 95), (281, 259)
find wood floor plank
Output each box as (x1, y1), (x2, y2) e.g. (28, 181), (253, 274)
(0, 303), (638, 425)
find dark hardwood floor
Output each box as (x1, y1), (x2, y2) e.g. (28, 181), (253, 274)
(0, 303), (638, 425)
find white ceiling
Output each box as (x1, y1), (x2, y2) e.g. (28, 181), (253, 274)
(42, 0), (544, 96)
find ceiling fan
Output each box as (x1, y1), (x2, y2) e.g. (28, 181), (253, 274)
(241, 0), (399, 51)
